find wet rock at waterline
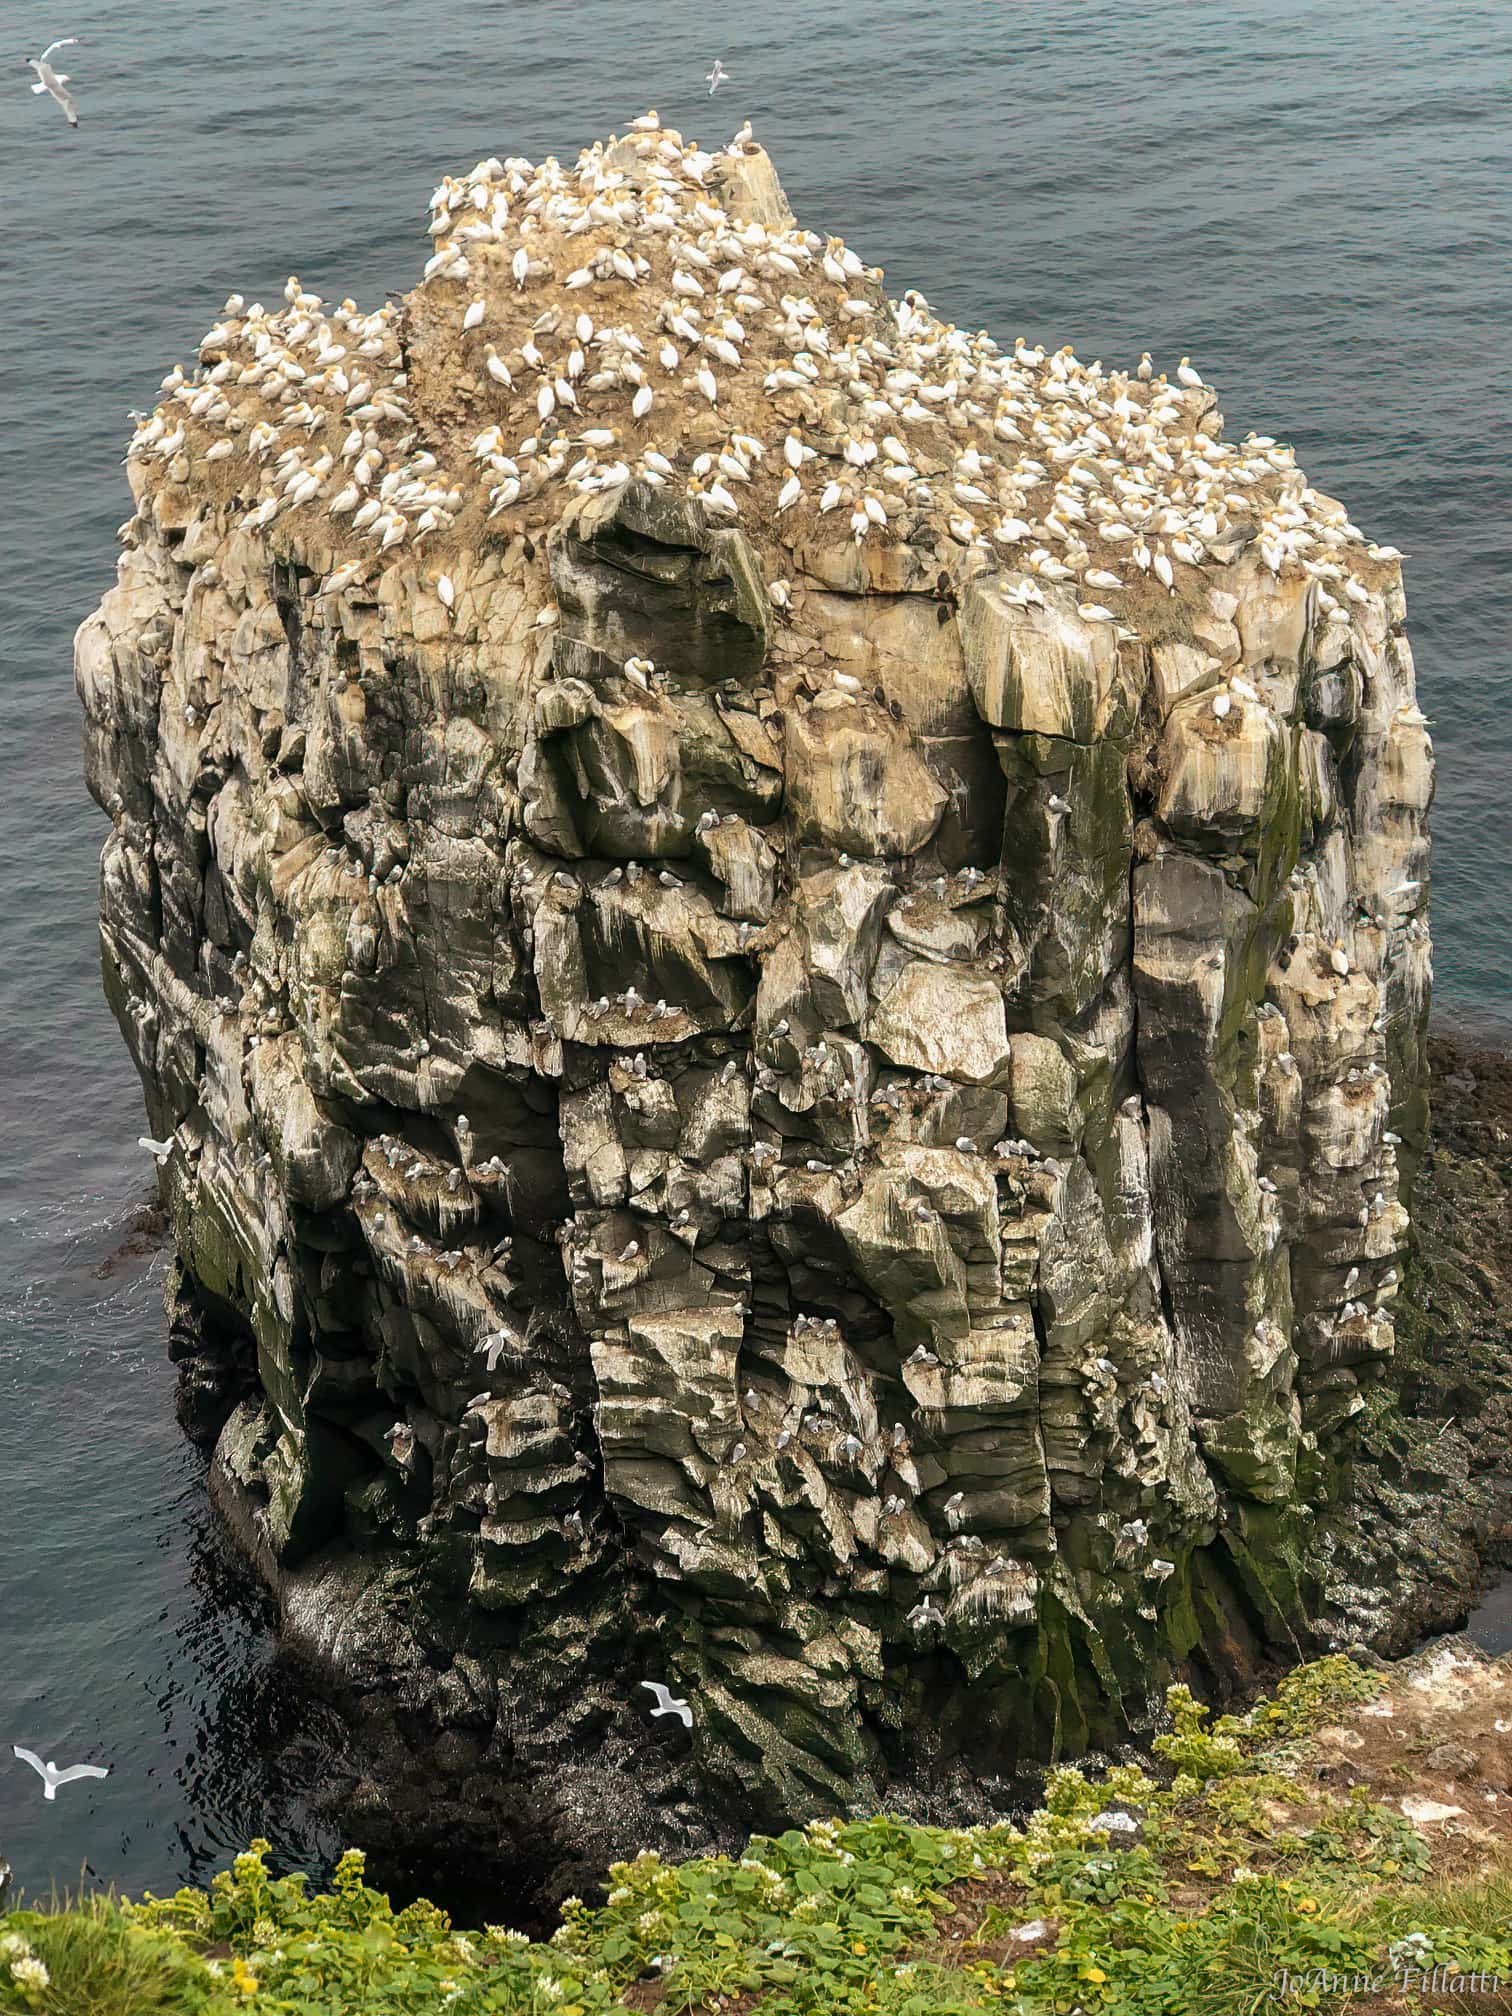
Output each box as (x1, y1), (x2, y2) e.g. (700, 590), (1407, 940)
(77, 114), (1435, 1889)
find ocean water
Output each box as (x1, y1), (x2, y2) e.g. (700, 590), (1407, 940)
(2, 0), (1509, 1907)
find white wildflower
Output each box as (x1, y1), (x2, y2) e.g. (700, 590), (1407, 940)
(11, 1957), (50, 1989)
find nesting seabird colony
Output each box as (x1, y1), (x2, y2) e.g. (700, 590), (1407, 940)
(125, 110), (1407, 629)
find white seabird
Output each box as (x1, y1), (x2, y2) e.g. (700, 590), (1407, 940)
(706, 59), (730, 94)
(641, 1680), (693, 1728)
(12, 1744), (110, 1800)
(27, 38), (81, 128)
(476, 1330), (515, 1372)
(138, 1135), (174, 1164)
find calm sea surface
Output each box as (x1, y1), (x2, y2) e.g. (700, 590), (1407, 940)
(1, 0), (1508, 1907)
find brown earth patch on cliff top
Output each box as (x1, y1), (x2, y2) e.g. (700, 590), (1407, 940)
(1271, 1645), (1512, 1884)
(916, 1866), (1052, 1968)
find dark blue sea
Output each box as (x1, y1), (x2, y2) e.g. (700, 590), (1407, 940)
(1, 0), (1508, 1907)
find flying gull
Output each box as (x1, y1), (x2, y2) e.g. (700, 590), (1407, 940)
(476, 1329), (515, 1372)
(12, 1744), (110, 1799)
(640, 1681), (692, 1728)
(27, 39), (80, 128)
(706, 59), (729, 94)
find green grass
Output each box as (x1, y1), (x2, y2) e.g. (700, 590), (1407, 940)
(0, 1891), (215, 2014)
(5, 1656), (1512, 2014)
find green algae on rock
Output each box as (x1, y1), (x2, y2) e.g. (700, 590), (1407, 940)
(77, 113), (1434, 1894)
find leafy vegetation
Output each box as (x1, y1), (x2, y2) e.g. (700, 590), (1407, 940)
(5, 1655), (1511, 2015)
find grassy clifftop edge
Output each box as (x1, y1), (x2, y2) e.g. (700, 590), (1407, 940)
(9, 1646), (1512, 2015)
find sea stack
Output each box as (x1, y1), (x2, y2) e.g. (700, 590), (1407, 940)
(75, 115), (1434, 1887)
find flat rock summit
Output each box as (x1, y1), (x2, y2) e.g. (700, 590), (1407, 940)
(77, 115), (1436, 1894)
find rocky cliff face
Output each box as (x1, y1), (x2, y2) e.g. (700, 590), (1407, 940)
(76, 116), (1435, 1891)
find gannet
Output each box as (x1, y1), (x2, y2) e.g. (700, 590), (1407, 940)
(706, 59), (730, 94)
(27, 38), (80, 127)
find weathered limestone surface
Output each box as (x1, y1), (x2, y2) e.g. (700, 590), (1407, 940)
(77, 118), (1435, 1892)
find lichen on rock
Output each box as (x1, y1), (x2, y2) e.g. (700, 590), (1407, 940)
(76, 110), (1434, 1889)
